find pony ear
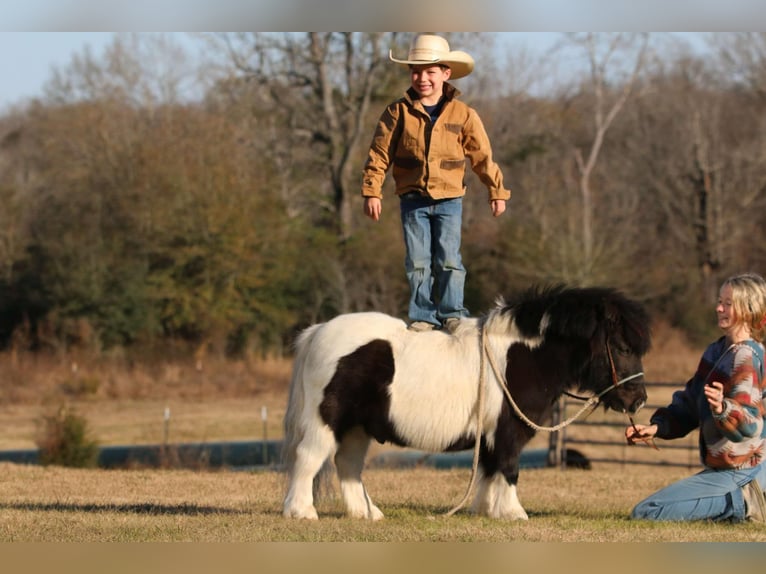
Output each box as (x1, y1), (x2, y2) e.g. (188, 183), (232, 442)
(604, 301), (622, 324)
(610, 297), (653, 354)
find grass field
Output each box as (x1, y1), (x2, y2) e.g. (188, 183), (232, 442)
(1, 462), (765, 542)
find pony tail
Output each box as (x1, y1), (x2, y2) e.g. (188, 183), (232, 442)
(282, 324), (322, 474)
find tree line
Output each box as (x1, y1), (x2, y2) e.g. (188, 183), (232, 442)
(0, 32), (764, 357)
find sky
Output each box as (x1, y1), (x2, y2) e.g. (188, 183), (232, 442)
(0, 32), (115, 107)
(0, 31), (714, 110)
(0, 32), (556, 107)
(0, 0), (760, 108)
(5, 0), (764, 31)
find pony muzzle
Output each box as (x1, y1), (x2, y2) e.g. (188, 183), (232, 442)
(599, 371), (646, 414)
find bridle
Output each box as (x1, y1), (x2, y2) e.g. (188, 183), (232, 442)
(567, 338), (656, 450)
(564, 339), (644, 403)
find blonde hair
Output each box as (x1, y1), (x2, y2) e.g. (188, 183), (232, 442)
(721, 272), (766, 342)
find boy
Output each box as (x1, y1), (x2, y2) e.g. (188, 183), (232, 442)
(362, 33), (510, 332)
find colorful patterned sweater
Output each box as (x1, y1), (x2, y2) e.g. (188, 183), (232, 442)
(650, 337), (766, 470)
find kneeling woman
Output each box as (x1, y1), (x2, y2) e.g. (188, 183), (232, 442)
(626, 272), (766, 522)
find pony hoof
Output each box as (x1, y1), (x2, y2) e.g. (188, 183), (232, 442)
(283, 506), (319, 520)
(485, 508), (528, 520)
(347, 505), (384, 520)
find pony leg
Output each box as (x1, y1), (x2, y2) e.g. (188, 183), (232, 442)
(334, 427), (383, 520)
(283, 426), (337, 519)
(472, 471), (529, 520)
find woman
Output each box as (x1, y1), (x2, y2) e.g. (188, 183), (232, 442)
(626, 272), (766, 522)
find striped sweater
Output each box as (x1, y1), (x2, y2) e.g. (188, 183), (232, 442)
(650, 337), (766, 470)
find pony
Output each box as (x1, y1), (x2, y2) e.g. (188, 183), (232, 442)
(282, 285), (651, 520)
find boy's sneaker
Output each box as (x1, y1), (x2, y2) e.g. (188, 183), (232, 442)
(442, 318), (461, 333)
(743, 480), (766, 523)
(408, 321), (435, 332)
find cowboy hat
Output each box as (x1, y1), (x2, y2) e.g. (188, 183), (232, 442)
(389, 34), (474, 80)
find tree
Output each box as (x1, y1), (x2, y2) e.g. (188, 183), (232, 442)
(712, 32), (766, 100)
(563, 33), (650, 283)
(620, 48), (766, 336)
(3, 32), (766, 355)
(477, 33), (653, 293)
(205, 32), (400, 239)
(0, 34), (307, 353)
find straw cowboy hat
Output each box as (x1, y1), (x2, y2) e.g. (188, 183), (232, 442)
(389, 34), (475, 79)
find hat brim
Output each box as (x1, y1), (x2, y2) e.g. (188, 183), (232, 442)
(389, 49), (474, 80)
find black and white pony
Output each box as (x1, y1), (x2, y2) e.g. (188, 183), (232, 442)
(282, 285), (651, 520)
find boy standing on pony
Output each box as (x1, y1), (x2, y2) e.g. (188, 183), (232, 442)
(361, 33), (510, 332)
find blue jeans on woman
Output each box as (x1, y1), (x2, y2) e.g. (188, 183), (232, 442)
(399, 193), (468, 326)
(631, 463), (766, 522)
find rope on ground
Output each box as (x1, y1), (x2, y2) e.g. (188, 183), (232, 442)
(443, 326), (487, 517)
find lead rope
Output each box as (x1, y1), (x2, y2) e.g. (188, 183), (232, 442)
(486, 333), (646, 433)
(444, 325), (488, 517)
(444, 324), (644, 516)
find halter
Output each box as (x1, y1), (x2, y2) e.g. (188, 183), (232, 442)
(565, 340), (645, 403)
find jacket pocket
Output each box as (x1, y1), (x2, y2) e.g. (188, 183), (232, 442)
(394, 156), (422, 170)
(440, 159), (466, 170)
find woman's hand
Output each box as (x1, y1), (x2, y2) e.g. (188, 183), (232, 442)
(704, 381), (725, 415)
(625, 422), (658, 445)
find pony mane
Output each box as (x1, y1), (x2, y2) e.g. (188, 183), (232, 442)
(489, 284), (651, 355)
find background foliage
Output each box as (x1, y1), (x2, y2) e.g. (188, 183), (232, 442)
(1, 32), (765, 357)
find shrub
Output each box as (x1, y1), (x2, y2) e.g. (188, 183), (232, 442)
(36, 406), (100, 468)
(60, 374), (101, 397)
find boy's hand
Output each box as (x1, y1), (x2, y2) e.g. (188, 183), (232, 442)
(490, 199), (506, 217)
(364, 197), (382, 221)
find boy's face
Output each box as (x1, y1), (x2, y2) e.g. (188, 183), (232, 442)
(410, 64), (451, 100)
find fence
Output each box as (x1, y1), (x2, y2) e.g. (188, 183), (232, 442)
(549, 381), (700, 470)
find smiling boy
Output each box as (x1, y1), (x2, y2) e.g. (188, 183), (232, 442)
(362, 34), (510, 332)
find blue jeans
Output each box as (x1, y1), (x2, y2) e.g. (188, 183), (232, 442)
(399, 193), (468, 325)
(631, 463), (766, 522)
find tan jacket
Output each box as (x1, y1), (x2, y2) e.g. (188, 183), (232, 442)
(361, 83), (510, 202)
